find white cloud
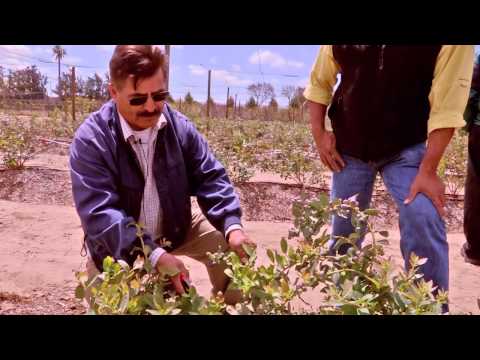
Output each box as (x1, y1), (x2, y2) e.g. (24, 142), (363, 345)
(0, 45), (33, 56)
(63, 55), (83, 65)
(96, 45), (115, 52)
(0, 45), (34, 69)
(33, 46), (56, 57)
(188, 65), (250, 86)
(297, 77), (310, 87)
(232, 64), (241, 71)
(211, 69), (251, 86)
(188, 64), (207, 76)
(249, 50), (304, 69)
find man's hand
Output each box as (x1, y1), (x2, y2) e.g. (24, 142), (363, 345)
(315, 130), (345, 172)
(404, 170), (446, 217)
(156, 253), (190, 294)
(308, 101), (345, 173)
(403, 128), (455, 218)
(227, 229), (256, 259)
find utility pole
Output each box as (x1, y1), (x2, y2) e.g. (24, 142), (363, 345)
(165, 45), (171, 91)
(206, 69), (211, 118)
(71, 66), (76, 123)
(225, 87), (230, 119)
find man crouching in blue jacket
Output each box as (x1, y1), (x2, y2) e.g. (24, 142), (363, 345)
(70, 45), (255, 303)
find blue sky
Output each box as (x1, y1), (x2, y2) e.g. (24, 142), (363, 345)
(1, 45), (479, 107)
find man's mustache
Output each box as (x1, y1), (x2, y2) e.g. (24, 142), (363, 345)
(137, 110), (161, 117)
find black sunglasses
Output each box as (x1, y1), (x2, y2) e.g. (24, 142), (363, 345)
(129, 90), (169, 106)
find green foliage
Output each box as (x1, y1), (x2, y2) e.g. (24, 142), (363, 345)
(210, 194), (448, 315)
(77, 196), (448, 315)
(0, 115), (39, 169)
(5, 65), (48, 100)
(438, 130), (467, 197)
(75, 223), (226, 315)
(184, 92), (194, 105)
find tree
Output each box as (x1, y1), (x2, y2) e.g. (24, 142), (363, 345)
(207, 97), (215, 108)
(290, 87), (306, 109)
(166, 94), (175, 103)
(269, 98), (278, 112)
(53, 71), (84, 98)
(289, 87), (306, 123)
(245, 96), (257, 109)
(6, 65), (48, 99)
(0, 66), (4, 91)
(84, 73), (105, 100)
(247, 82), (275, 107)
(227, 96), (235, 108)
(184, 91), (194, 105)
(281, 85), (296, 107)
(52, 45), (67, 98)
(102, 72), (111, 100)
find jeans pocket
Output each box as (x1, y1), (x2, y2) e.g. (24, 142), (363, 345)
(399, 142), (426, 166)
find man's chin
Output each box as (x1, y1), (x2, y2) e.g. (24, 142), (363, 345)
(137, 116), (159, 127)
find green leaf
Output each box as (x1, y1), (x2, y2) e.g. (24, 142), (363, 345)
(102, 256), (114, 271)
(243, 243), (254, 258)
(146, 310), (162, 315)
(358, 308), (370, 315)
(75, 285), (85, 299)
(224, 268), (234, 278)
(267, 249), (275, 263)
(281, 238), (288, 254)
(76, 271), (89, 284)
(417, 257), (428, 266)
(363, 209), (379, 216)
(117, 259), (130, 271)
(119, 293), (130, 313)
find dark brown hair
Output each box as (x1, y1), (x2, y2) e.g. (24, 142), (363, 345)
(109, 45), (167, 89)
(472, 54), (480, 92)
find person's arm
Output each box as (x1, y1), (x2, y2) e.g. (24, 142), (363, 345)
(464, 57), (480, 129)
(304, 45), (340, 106)
(405, 45), (475, 215)
(180, 114), (255, 256)
(70, 123), (160, 271)
(304, 45), (344, 172)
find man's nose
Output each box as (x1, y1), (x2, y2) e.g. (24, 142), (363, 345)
(144, 95), (156, 112)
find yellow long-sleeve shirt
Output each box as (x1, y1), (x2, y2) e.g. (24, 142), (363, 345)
(304, 45), (475, 134)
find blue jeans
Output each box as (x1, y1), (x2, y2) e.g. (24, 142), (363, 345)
(330, 143), (448, 292)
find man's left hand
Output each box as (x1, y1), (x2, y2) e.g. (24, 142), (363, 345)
(227, 229), (256, 259)
(404, 170), (446, 217)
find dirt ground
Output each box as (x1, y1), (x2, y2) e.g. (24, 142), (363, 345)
(0, 151), (479, 315)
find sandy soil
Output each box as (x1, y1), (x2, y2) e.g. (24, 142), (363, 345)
(0, 151), (478, 315)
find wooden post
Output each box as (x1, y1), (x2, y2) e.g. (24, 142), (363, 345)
(225, 87), (230, 119)
(300, 105), (303, 123)
(234, 94), (237, 118)
(71, 66), (76, 123)
(206, 69), (211, 118)
(165, 45), (170, 91)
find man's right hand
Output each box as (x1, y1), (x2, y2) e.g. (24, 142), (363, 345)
(156, 253), (190, 294)
(315, 130), (345, 172)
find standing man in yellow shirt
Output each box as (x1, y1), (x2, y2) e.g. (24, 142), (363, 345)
(304, 45), (474, 303)
(462, 53), (480, 266)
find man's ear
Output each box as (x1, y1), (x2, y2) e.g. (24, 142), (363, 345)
(109, 83), (117, 100)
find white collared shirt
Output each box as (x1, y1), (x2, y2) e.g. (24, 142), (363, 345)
(118, 110), (242, 268)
